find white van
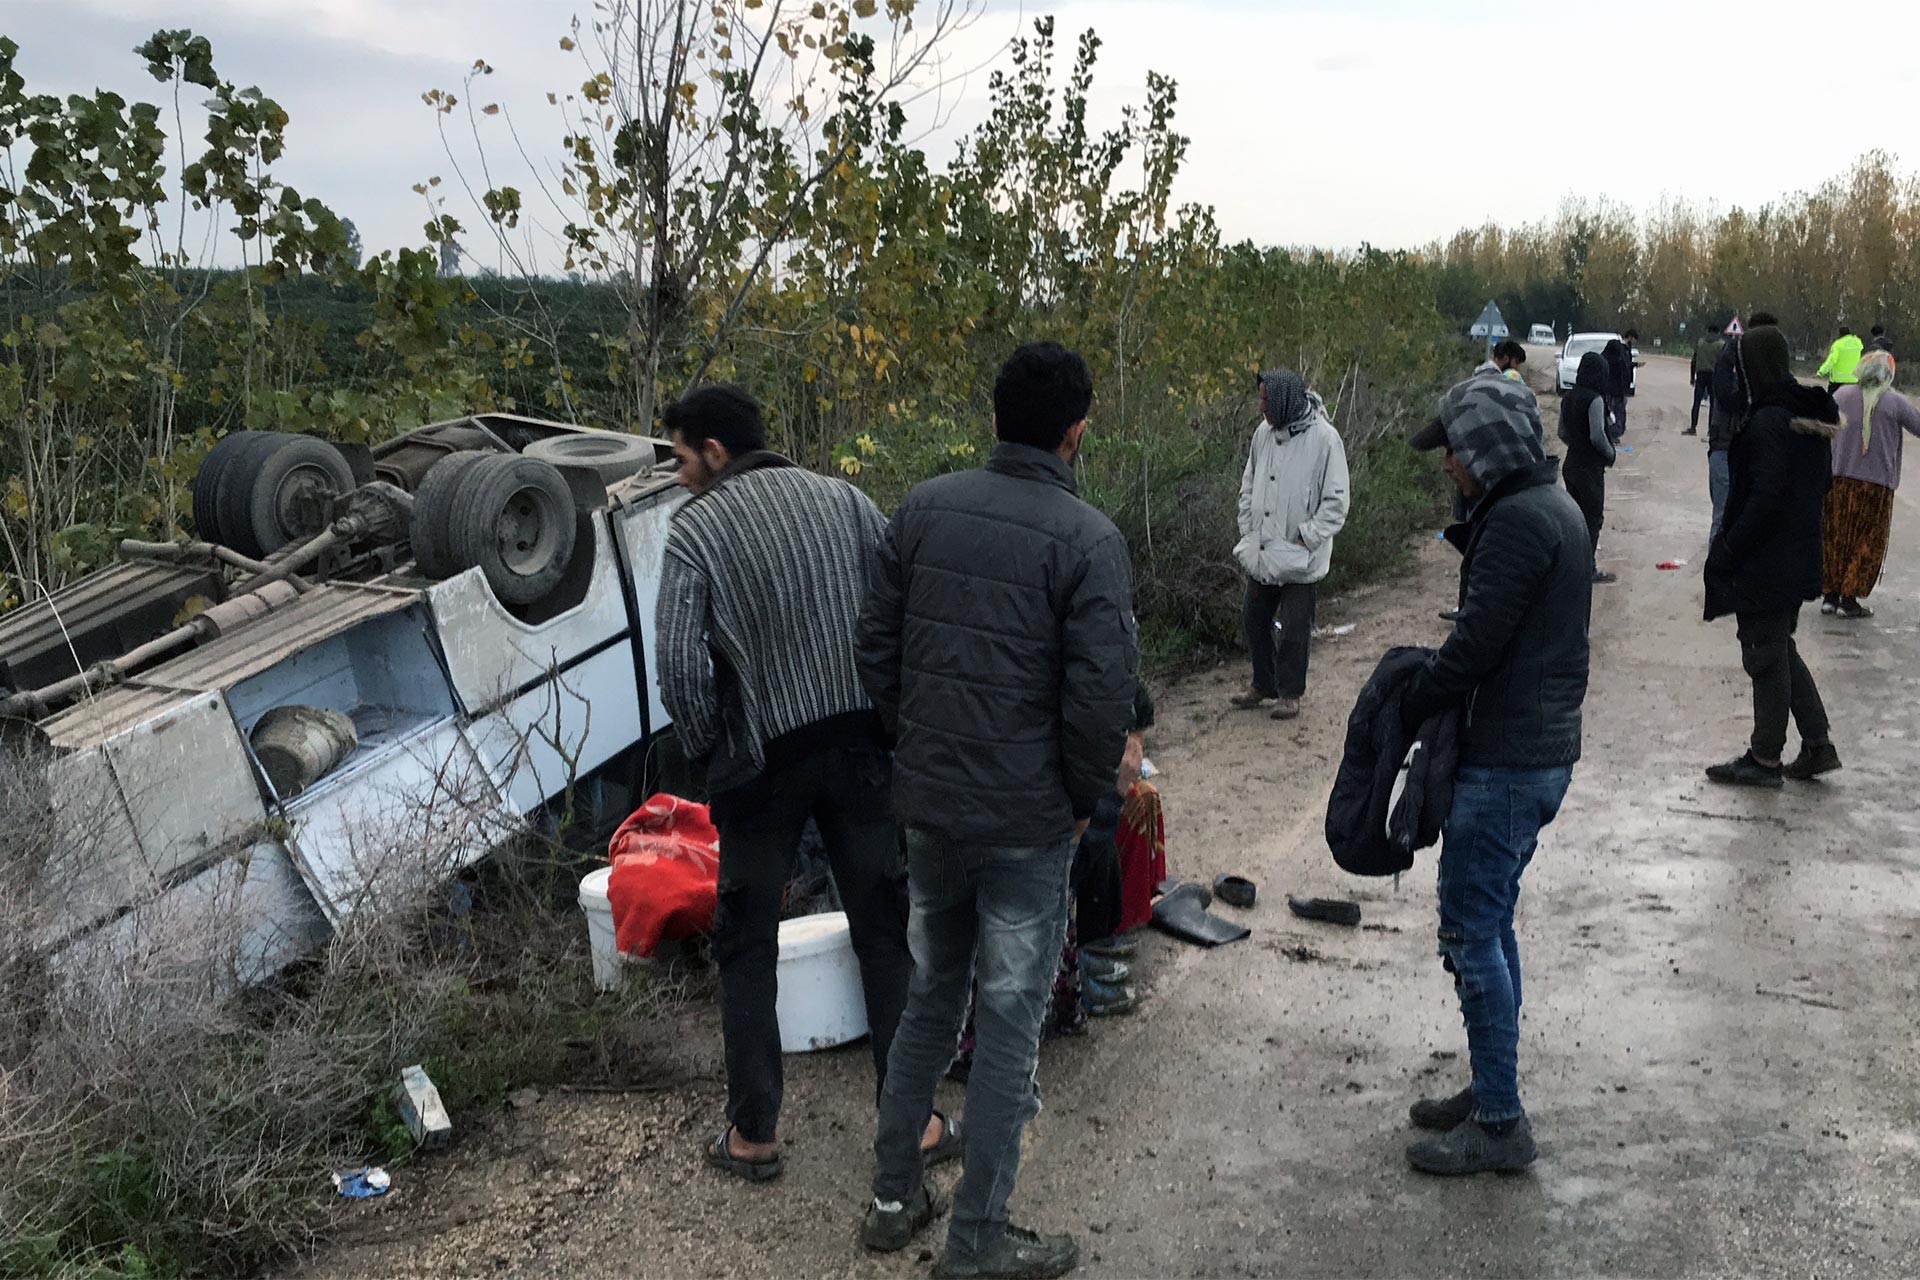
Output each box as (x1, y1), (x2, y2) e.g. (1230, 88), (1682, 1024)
(1527, 323), (1555, 345)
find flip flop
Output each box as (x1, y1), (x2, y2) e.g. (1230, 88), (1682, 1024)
(1214, 874), (1257, 909)
(1152, 882), (1250, 947)
(704, 1128), (785, 1183)
(1287, 896), (1363, 928)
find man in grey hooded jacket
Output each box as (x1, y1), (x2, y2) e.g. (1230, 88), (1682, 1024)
(1231, 369), (1351, 720)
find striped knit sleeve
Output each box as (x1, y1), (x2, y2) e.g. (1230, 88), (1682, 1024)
(654, 544), (720, 761)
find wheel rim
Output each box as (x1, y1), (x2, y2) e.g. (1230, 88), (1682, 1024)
(271, 462), (340, 538)
(495, 484), (564, 574)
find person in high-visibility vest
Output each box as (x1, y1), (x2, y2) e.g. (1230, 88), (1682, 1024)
(1817, 325), (1863, 391)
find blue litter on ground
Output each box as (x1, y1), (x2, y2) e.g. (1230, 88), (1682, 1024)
(332, 1166), (391, 1199)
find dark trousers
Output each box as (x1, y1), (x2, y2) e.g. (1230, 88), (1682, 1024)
(1243, 579), (1317, 699)
(1605, 393), (1628, 441)
(1562, 459), (1606, 557)
(1735, 609), (1832, 761)
(1690, 374), (1714, 431)
(709, 743), (909, 1143)
(1072, 792), (1124, 944)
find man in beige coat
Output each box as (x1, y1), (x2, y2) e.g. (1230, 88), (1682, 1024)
(1230, 369), (1351, 720)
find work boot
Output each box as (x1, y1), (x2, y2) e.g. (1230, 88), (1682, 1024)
(862, 1184), (946, 1253)
(1230, 686), (1276, 710)
(1783, 741), (1842, 781)
(934, 1223), (1081, 1279)
(1705, 752), (1784, 789)
(1406, 1115), (1538, 1176)
(1408, 1085), (1475, 1132)
(1270, 697), (1301, 721)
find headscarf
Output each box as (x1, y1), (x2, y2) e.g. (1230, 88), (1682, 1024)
(1257, 368), (1320, 436)
(1855, 349), (1896, 450)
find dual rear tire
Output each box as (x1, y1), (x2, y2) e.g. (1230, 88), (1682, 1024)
(191, 431), (357, 557)
(408, 453), (577, 606)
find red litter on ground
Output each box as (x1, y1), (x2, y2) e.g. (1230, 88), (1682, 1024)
(1656, 560), (1687, 570)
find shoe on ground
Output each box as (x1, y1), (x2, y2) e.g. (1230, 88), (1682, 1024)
(1409, 1085), (1475, 1132)
(1084, 983), (1139, 1017)
(1230, 686), (1276, 710)
(863, 1183), (946, 1253)
(1591, 569), (1618, 585)
(923, 1112), (964, 1169)
(1837, 597), (1874, 619)
(1270, 697), (1301, 721)
(1079, 955), (1131, 984)
(1080, 934), (1138, 960)
(1682, 427), (1698, 435)
(1821, 595), (1840, 615)
(1437, 608), (1460, 622)
(1783, 741), (1842, 781)
(1406, 1115), (1537, 1176)
(934, 1223), (1081, 1279)
(1705, 752), (1783, 789)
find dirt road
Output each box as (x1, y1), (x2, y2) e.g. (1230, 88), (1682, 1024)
(302, 353), (1920, 1277)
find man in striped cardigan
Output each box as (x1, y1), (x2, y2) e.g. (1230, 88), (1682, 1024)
(655, 385), (953, 1183)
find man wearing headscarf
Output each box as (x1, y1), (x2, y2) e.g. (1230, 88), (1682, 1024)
(1401, 375), (1592, 1176)
(1822, 349), (1920, 619)
(1230, 370), (1351, 721)
(1704, 324), (1843, 788)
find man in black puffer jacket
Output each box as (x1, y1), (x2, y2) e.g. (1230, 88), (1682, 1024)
(856, 341), (1137, 1276)
(1703, 324), (1842, 788)
(1400, 374), (1592, 1178)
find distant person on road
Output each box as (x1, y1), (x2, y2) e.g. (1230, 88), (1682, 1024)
(1686, 324), (1725, 436)
(1229, 369), (1351, 722)
(1601, 329), (1640, 440)
(1558, 351), (1618, 584)
(1703, 324), (1843, 788)
(856, 341), (1138, 1277)
(1404, 375), (1592, 1176)
(1817, 325), (1864, 392)
(654, 385), (950, 1186)
(1708, 311), (1780, 543)
(1823, 350), (1920, 619)
(1867, 324), (1894, 355)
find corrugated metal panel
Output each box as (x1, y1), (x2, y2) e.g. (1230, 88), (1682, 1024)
(42, 684), (199, 750)
(0, 560), (220, 686)
(141, 584), (419, 693)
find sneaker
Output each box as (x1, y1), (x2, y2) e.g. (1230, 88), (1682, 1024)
(1705, 752), (1783, 789)
(1408, 1085), (1475, 1132)
(934, 1223), (1081, 1279)
(1084, 983), (1139, 1017)
(863, 1184), (946, 1253)
(1837, 598), (1874, 619)
(1783, 741), (1842, 781)
(1270, 697), (1301, 721)
(1230, 686), (1276, 710)
(1681, 426), (1698, 436)
(1591, 569), (1618, 585)
(1406, 1116), (1538, 1176)
(1080, 934), (1138, 960)
(1078, 955), (1131, 984)
(1820, 595), (1840, 615)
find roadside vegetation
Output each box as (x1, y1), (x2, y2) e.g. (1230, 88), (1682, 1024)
(0, 7), (1467, 1274)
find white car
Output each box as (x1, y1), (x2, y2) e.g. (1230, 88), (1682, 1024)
(1556, 332), (1637, 395)
(1527, 323), (1555, 345)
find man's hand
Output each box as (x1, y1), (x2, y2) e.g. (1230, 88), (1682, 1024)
(1116, 731), (1146, 797)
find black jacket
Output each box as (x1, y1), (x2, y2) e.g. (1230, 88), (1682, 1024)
(1326, 646), (1461, 876)
(1558, 351), (1615, 472)
(1602, 338), (1634, 398)
(1708, 338), (1746, 451)
(1402, 460), (1592, 768)
(1704, 383), (1839, 620)
(855, 442), (1140, 845)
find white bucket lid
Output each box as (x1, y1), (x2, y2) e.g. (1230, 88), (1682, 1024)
(778, 910), (852, 960)
(578, 865), (613, 910)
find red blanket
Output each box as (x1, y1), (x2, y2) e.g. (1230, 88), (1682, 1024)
(1116, 781), (1167, 933)
(606, 794), (722, 958)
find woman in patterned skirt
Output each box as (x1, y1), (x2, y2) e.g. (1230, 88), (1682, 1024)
(1825, 351), (1920, 619)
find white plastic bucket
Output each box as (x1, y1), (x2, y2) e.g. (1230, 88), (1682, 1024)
(776, 911), (869, 1053)
(577, 867), (625, 992)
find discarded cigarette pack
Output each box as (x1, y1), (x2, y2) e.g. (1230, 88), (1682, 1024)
(394, 1064), (453, 1150)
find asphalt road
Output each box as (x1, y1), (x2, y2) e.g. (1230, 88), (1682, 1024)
(303, 351), (1920, 1278)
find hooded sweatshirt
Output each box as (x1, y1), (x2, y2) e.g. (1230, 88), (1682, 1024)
(1558, 351), (1617, 470)
(1235, 369), (1351, 585)
(1704, 326), (1840, 620)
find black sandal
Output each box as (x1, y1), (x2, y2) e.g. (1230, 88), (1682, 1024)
(704, 1127), (785, 1183)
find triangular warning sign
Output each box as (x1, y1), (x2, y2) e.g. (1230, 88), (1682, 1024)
(1724, 315), (1744, 336)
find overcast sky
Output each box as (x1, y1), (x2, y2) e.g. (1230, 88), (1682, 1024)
(8, 0), (1919, 263)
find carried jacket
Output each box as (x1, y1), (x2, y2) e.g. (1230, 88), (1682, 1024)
(1234, 413), (1351, 585)
(1818, 333), (1864, 384)
(855, 442), (1140, 845)
(1325, 646), (1462, 877)
(1402, 460), (1592, 768)
(1704, 384), (1839, 620)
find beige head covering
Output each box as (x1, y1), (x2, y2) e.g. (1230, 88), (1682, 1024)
(1856, 349), (1896, 450)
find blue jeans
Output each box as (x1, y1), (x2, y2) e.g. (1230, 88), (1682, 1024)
(1708, 448), (1730, 546)
(1435, 765), (1572, 1124)
(872, 827), (1075, 1259)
